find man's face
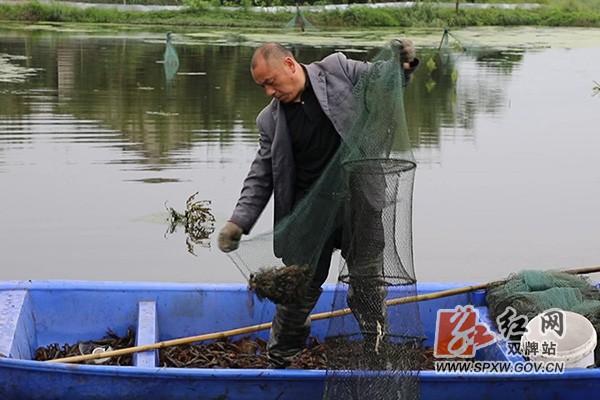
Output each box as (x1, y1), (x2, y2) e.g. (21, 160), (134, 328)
(252, 56), (301, 103)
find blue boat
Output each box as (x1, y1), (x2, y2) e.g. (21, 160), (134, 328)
(0, 280), (598, 399)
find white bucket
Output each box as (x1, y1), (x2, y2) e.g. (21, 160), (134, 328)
(521, 309), (596, 369)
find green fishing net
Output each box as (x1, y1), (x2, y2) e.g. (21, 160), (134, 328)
(486, 270), (600, 364)
(284, 4), (317, 32)
(163, 32), (179, 83)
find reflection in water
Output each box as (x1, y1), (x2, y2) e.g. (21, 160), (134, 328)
(57, 45), (74, 100)
(0, 53), (41, 84)
(406, 41), (524, 154)
(0, 33), (520, 168)
(163, 32), (180, 83)
(4, 31), (598, 284)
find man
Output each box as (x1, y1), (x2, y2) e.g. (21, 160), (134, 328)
(218, 42), (418, 368)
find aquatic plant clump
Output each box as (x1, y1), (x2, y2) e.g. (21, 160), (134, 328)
(248, 264), (313, 305)
(34, 328), (135, 366)
(166, 192), (215, 254)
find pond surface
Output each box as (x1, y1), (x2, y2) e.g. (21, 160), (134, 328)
(1, 28), (599, 283)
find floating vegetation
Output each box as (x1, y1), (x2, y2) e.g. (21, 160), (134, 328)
(593, 80), (600, 97)
(425, 79), (437, 93)
(129, 177), (182, 184)
(451, 68), (459, 83)
(0, 54), (42, 83)
(181, 27), (600, 52)
(425, 57), (437, 73)
(223, 32), (247, 44)
(34, 328), (135, 366)
(248, 264), (312, 305)
(176, 72), (207, 76)
(333, 48), (368, 54)
(0, 89), (29, 95)
(166, 192), (215, 255)
(146, 110), (179, 117)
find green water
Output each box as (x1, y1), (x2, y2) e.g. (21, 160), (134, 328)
(1, 28), (599, 283)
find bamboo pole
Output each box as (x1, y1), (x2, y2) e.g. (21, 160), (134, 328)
(47, 264), (600, 364)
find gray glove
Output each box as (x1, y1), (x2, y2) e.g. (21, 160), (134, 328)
(218, 221), (243, 252)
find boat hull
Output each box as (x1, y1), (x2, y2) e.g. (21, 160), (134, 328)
(0, 280), (597, 399)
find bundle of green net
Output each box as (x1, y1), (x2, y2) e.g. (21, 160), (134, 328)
(486, 270), (600, 360)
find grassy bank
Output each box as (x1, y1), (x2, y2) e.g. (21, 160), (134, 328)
(0, 1), (291, 27)
(1, 0), (600, 28)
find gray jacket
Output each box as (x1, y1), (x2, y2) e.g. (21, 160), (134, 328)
(229, 52), (370, 236)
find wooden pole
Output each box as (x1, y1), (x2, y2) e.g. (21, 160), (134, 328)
(47, 264), (600, 364)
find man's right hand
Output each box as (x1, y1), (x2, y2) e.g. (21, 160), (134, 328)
(218, 221), (243, 252)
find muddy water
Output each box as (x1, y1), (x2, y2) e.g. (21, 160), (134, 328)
(1, 29), (599, 283)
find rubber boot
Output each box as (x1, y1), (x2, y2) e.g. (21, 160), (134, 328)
(347, 254), (388, 368)
(267, 286), (322, 368)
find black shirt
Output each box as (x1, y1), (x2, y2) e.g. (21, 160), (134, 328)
(282, 71), (341, 203)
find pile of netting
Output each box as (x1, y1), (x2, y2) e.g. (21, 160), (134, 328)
(486, 270), (600, 362)
(230, 41), (424, 400)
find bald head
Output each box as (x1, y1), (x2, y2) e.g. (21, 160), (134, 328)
(250, 42), (305, 104)
(251, 43), (294, 70)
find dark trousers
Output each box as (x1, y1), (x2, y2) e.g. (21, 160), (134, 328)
(267, 192), (387, 367)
